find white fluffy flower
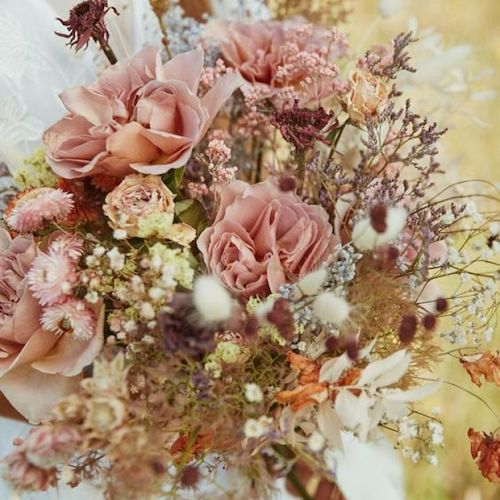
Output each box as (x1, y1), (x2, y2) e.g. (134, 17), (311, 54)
(140, 302), (155, 321)
(244, 416), (273, 438)
(107, 247), (125, 271)
(193, 275), (233, 323)
(352, 207), (407, 251)
(312, 292), (350, 325)
(308, 431), (326, 452)
(245, 383), (264, 403)
(294, 268), (328, 298)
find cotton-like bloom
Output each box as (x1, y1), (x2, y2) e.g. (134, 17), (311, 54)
(193, 275), (233, 323)
(312, 292), (351, 325)
(41, 298), (97, 341)
(244, 383), (263, 403)
(27, 249), (79, 306)
(6, 188), (74, 234)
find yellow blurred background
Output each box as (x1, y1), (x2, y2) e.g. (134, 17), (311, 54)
(348, 1), (499, 499)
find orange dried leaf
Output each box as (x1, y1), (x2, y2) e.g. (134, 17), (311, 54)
(461, 352), (500, 387)
(468, 428), (500, 484)
(276, 383), (327, 412)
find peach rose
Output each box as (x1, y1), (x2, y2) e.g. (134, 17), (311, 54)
(197, 179), (337, 297)
(0, 229), (103, 422)
(103, 174), (195, 245)
(43, 47), (242, 179)
(345, 69), (389, 125)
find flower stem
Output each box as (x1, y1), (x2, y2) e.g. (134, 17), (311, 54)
(97, 38), (118, 65)
(156, 15), (173, 59)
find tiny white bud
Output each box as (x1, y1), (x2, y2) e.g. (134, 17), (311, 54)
(312, 292), (350, 325)
(245, 383), (263, 403)
(148, 287), (165, 301)
(193, 275), (233, 323)
(93, 245), (106, 257)
(107, 247), (125, 271)
(308, 431), (326, 452)
(140, 302), (155, 321)
(113, 229), (128, 240)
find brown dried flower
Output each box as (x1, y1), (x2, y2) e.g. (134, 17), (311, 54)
(56, 1), (118, 63)
(461, 352), (500, 388)
(468, 428), (500, 484)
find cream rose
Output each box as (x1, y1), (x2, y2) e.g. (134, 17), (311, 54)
(103, 174), (195, 245)
(346, 69), (389, 125)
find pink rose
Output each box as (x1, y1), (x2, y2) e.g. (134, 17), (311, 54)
(197, 179), (337, 297)
(207, 20), (346, 104)
(0, 229), (103, 422)
(43, 47), (242, 179)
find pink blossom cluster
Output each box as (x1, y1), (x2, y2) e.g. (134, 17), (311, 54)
(200, 58), (234, 91)
(2, 425), (80, 491)
(27, 234), (97, 341)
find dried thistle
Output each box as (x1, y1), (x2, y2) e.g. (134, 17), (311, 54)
(56, 0), (118, 64)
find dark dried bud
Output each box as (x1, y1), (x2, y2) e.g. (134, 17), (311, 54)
(435, 297), (448, 313)
(179, 465), (201, 490)
(270, 100), (337, 152)
(422, 314), (437, 331)
(370, 204), (388, 233)
(342, 336), (359, 360)
(398, 314), (418, 344)
(267, 299), (295, 340)
(150, 459), (166, 475)
(56, 1), (118, 64)
(243, 314), (259, 339)
(159, 293), (215, 357)
(279, 176), (297, 192)
(325, 335), (340, 352)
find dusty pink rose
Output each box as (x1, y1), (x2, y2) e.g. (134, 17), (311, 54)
(197, 179), (337, 297)
(43, 46), (242, 179)
(207, 20), (346, 103)
(0, 229), (104, 422)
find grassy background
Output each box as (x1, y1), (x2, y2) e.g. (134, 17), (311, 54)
(347, 2), (499, 499)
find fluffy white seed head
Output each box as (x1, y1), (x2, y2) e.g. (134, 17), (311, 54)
(294, 268), (328, 298)
(383, 207), (407, 242)
(312, 292), (350, 325)
(351, 217), (378, 251)
(193, 275), (233, 323)
(351, 207), (408, 251)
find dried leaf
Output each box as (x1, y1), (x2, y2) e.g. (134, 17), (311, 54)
(468, 428), (500, 484)
(461, 352), (500, 387)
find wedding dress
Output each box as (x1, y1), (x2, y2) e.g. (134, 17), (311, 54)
(0, 1), (404, 498)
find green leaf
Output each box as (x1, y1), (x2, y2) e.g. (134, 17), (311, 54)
(177, 199), (207, 233)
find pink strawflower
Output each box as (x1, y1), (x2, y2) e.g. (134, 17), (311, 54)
(27, 248), (79, 306)
(2, 451), (57, 492)
(41, 298), (97, 341)
(6, 188), (74, 234)
(49, 233), (84, 261)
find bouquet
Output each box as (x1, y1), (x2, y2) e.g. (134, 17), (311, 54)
(0, 1), (498, 498)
